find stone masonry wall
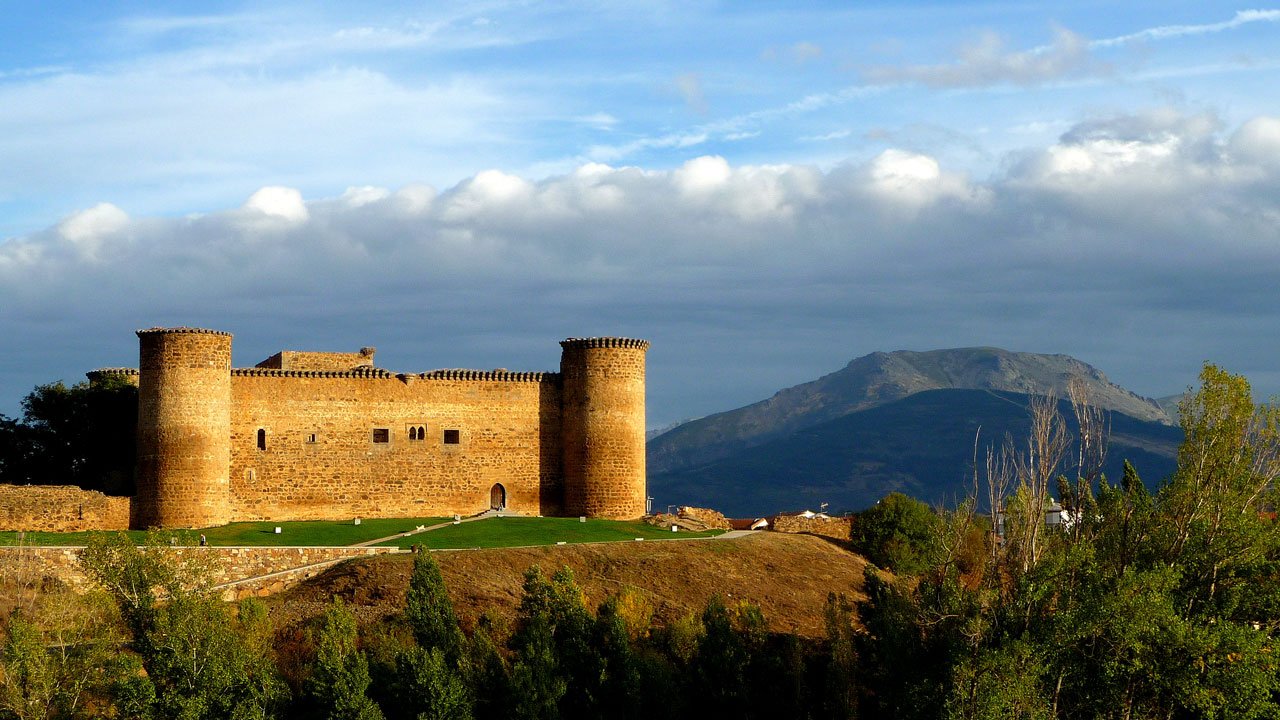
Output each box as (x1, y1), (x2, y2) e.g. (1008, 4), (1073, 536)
(256, 349), (375, 371)
(2, 545), (403, 596)
(560, 339), (648, 519)
(135, 328), (233, 529)
(772, 515), (854, 541)
(0, 485), (131, 532)
(227, 371), (563, 522)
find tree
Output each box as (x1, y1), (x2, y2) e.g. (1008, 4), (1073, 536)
(404, 554), (464, 663)
(849, 492), (938, 574)
(0, 376), (137, 494)
(307, 599), (385, 720)
(78, 532), (286, 720)
(395, 647), (472, 720)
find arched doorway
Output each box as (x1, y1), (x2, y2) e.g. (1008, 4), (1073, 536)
(490, 483), (506, 510)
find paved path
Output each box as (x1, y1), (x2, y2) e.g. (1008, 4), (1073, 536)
(351, 512), (756, 548)
(350, 509), (520, 547)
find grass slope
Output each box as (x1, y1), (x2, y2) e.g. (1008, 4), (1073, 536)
(0, 516), (450, 547)
(278, 531), (863, 637)
(650, 388), (1182, 517)
(376, 516), (723, 549)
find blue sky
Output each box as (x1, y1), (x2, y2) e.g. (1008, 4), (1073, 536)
(2, 2), (1280, 425)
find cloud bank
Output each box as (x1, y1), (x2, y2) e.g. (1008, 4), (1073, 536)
(3, 110), (1280, 424)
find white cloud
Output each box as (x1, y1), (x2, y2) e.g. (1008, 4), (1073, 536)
(863, 24), (1100, 88)
(1229, 116), (1280, 164)
(576, 112), (620, 130)
(4, 111), (1280, 423)
(801, 129), (852, 142)
(243, 187), (309, 222)
(1091, 9), (1280, 49)
(674, 72), (708, 114)
(762, 41), (823, 65)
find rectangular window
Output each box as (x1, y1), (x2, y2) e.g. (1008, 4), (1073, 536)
(443, 429), (460, 444)
(372, 428), (390, 444)
(306, 433), (317, 444)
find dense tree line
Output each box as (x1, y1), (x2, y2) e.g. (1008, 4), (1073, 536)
(2, 363), (1278, 719)
(0, 377), (137, 495)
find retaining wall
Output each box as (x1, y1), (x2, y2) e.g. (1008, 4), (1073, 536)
(0, 545), (404, 598)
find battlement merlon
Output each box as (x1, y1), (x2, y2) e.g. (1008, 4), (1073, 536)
(560, 337), (650, 351)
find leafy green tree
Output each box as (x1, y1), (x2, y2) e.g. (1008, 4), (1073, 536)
(689, 595), (747, 717)
(849, 492), (939, 574)
(0, 376), (137, 494)
(395, 647), (472, 720)
(464, 620), (514, 720)
(308, 599), (385, 720)
(78, 532), (286, 720)
(0, 612), (56, 720)
(822, 593), (858, 720)
(509, 566), (565, 720)
(404, 555), (464, 663)
(593, 598), (643, 720)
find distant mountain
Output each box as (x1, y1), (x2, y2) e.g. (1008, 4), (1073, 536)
(1156, 394), (1186, 421)
(649, 388), (1182, 518)
(646, 418), (698, 442)
(649, 347), (1172, 478)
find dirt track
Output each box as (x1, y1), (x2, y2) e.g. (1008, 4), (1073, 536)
(276, 532), (869, 637)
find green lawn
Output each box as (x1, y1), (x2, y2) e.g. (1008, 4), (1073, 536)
(0, 516), (450, 547)
(377, 516), (725, 550)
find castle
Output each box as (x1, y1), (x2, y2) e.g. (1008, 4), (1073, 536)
(86, 327), (649, 529)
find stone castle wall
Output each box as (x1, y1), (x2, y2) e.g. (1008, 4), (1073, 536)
(0, 485), (131, 532)
(227, 370), (563, 522)
(4, 328), (647, 530)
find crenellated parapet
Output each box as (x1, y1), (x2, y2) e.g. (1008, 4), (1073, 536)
(137, 327), (233, 337)
(560, 337), (651, 351)
(86, 367), (140, 387)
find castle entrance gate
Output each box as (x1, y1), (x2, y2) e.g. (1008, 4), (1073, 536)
(490, 483), (506, 510)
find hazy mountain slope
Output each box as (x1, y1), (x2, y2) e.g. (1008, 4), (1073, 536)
(649, 347), (1171, 475)
(649, 389), (1182, 518)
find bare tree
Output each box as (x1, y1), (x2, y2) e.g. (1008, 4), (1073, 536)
(1065, 376), (1110, 541)
(1009, 392), (1071, 573)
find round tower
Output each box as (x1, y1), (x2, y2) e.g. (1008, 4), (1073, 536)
(134, 327), (233, 529)
(560, 337), (649, 519)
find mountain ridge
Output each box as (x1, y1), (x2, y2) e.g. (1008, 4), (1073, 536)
(648, 346), (1171, 477)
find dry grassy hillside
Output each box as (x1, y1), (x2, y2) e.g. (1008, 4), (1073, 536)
(276, 532), (868, 637)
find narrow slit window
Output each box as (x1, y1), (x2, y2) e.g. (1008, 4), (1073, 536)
(306, 433), (317, 444)
(257, 428), (267, 451)
(443, 429), (460, 445)
(372, 428), (390, 444)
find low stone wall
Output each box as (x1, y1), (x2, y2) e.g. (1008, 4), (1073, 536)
(677, 506), (731, 530)
(0, 545), (404, 597)
(0, 484), (132, 532)
(771, 515), (853, 541)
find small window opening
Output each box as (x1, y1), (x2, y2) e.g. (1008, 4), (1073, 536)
(408, 425), (426, 441)
(257, 428), (267, 451)
(306, 433), (317, 444)
(409, 426), (417, 440)
(443, 429), (460, 445)
(372, 428), (390, 444)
